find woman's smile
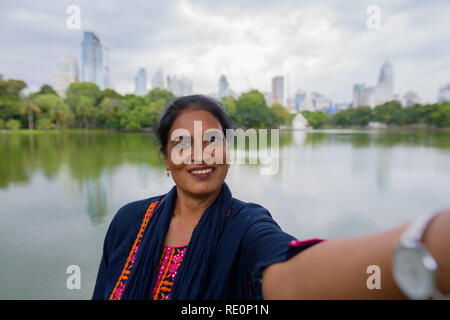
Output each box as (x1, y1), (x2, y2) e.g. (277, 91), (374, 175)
(188, 165), (216, 179)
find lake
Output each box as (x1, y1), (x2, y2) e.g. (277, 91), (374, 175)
(1, 129), (450, 299)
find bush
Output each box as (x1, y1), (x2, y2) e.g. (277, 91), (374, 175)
(124, 121), (142, 131)
(0, 118), (4, 129)
(301, 111), (328, 129)
(5, 119), (21, 130)
(36, 116), (55, 130)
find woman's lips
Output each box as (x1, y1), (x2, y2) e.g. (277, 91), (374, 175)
(188, 166), (215, 179)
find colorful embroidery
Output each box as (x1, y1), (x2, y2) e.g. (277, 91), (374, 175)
(109, 200), (160, 300)
(152, 245), (188, 300)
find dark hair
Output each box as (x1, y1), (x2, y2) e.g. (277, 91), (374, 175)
(155, 95), (234, 156)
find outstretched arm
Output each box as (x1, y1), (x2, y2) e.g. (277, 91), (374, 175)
(262, 210), (450, 299)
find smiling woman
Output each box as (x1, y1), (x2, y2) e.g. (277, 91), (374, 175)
(92, 95), (450, 300)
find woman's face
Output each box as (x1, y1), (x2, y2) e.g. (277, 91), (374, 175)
(163, 109), (230, 198)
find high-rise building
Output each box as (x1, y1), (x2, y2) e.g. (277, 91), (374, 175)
(311, 92), (333, 112)
(403, 91), (420, 107)
(167, 75), (193, 96)
(81, 31), (110, 90)
(438, 84), (450, 102)
(135, 68), (147, 96)
(353, 84), (365, 107)
(272, 76), (284, 105)
(294, 90), (315, 112)
(152, 68), (165, 89)
(54, 55), (79, 97)
(353, 60), (394, 108)
(218, 75), (231, 98)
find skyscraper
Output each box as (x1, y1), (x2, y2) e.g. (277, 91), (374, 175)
(218, 75), (230, 98)
(81, 31), (110, 90)
(353, 60), (394, 108)
(374, 60), (394, 105)
(438, 84), (450, 102)
(167, 75), (193, 96)
(152, 68), (165, 89)
(272, 76), (284, 105)
(403, 91), (420, 107)
(135, 68), (147, 96)
(353, 84), (365, 107)
(54, 55), (79, 97)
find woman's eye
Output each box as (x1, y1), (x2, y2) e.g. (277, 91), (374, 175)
(210, 136), (216, 142)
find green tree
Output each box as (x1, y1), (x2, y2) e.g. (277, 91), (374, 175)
(35, 94), (72, 129)
(270, 102), (291, 126)
(0, 75), (27, 120)
(49, 98), (71, 129)
(5, 119), (21, 130)
(100, 97), (122, 129)
(38, 84), (58, 96)
(373, 101), (402, 125)
(235, 90), (277, 128)
(66, 82), (102, 108)
(75, 96), (95, 129)
(331, 109), (353, 127)
(147, 88), (176, 105)
(353, 106), (373, 127)
(99, 88), (122, 101)
(301, 111), (328, 129)
(66, 83), (101, 128)
(19, 98), (41, 130)
(221, 96), (237, 119)
(428, 101), (450, 127)
(147, 99), (168, 129)
(400, 104), (422, 125)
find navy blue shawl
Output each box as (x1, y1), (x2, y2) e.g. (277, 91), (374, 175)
(92, 182), (322, 300)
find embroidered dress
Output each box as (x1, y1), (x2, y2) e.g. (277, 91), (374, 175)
(152, 245), (188, 300)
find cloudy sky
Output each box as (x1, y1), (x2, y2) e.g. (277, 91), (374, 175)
(1, 0), (449, 103)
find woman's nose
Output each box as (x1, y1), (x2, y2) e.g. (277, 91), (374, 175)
(191, 138), (206, 164)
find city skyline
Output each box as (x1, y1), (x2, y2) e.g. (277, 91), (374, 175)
(1, 1), (449, 103)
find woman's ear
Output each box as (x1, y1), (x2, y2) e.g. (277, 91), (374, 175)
(163, 153), (170, 170)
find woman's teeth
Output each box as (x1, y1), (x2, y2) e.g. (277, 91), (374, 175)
(191, 168), (214, 174)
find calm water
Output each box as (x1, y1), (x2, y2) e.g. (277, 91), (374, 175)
(1, 129), (450, 299)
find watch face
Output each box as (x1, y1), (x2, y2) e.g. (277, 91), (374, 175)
(393, 240), (437, 300)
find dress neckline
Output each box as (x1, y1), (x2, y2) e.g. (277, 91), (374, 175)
(163, 244), (188, 249)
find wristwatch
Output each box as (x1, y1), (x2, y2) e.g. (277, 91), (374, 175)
(392, 212), (448, 300)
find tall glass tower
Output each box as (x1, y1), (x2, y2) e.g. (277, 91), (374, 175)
(135, 68), (147, 96)
(218, 75), (230, 98)
(81, 31), (109, 90)
(272, 76), (284, 105)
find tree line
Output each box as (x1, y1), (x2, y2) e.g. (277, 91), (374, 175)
(302, 100), (450, 129)
(0, 75), (292, 131)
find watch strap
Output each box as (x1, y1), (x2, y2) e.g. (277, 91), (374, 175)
(401, 211), (439, 242)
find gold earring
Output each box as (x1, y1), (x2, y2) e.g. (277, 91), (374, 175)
(166, 170), (170, 177)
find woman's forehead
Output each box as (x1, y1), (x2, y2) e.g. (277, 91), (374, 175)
(170, 109), (223, 132)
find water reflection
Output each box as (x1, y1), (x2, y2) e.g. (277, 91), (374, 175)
(1, 129), (450, 225)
